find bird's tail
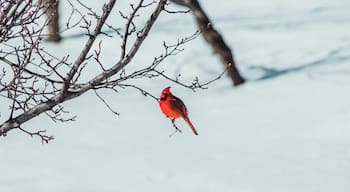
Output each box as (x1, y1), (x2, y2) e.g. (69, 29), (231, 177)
(183, 116), (198, 136)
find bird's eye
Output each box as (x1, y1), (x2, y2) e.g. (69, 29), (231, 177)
(160, 93), (168, 100)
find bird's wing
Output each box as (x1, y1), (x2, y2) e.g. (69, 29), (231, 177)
(170, 95), (188, 116)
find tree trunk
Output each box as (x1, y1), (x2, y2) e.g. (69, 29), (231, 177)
(171, 0), (245, 86)
(42, 0), (61, 42)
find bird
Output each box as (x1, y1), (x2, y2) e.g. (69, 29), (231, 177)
(159, 87), (198, 136)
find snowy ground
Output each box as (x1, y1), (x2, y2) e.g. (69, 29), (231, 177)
(1, 0), (350, 191)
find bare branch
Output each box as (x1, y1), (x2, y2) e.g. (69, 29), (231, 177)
(0, 0), (168, 137)
(61, 0), (117, 97)
(94, 89), (120, 116)
(120, 0), (145, 60)
(170, 0), (245, 85)
(118, 84), (159, 101)
(153, 63), (230, 91)
(18, 127), (54, 143)
(169, 118), (182, 137)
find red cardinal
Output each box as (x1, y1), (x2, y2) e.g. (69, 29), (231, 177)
(159, 87), (198, 136)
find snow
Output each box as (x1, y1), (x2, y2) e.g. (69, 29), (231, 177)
(1, 0), (350, 191)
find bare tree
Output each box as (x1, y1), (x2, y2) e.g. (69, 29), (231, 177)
(0, 0), (225, 142)
(170, 0), (245, 85)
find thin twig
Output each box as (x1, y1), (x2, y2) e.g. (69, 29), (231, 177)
(118, 83), (159, 101)
(94, 89), (120, 116)
(169, 118), (182, 137)
(18, 127), (54, 143)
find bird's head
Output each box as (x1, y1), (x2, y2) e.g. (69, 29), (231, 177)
(160, 86), (171, 101)
(162, 86), (171, 94)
